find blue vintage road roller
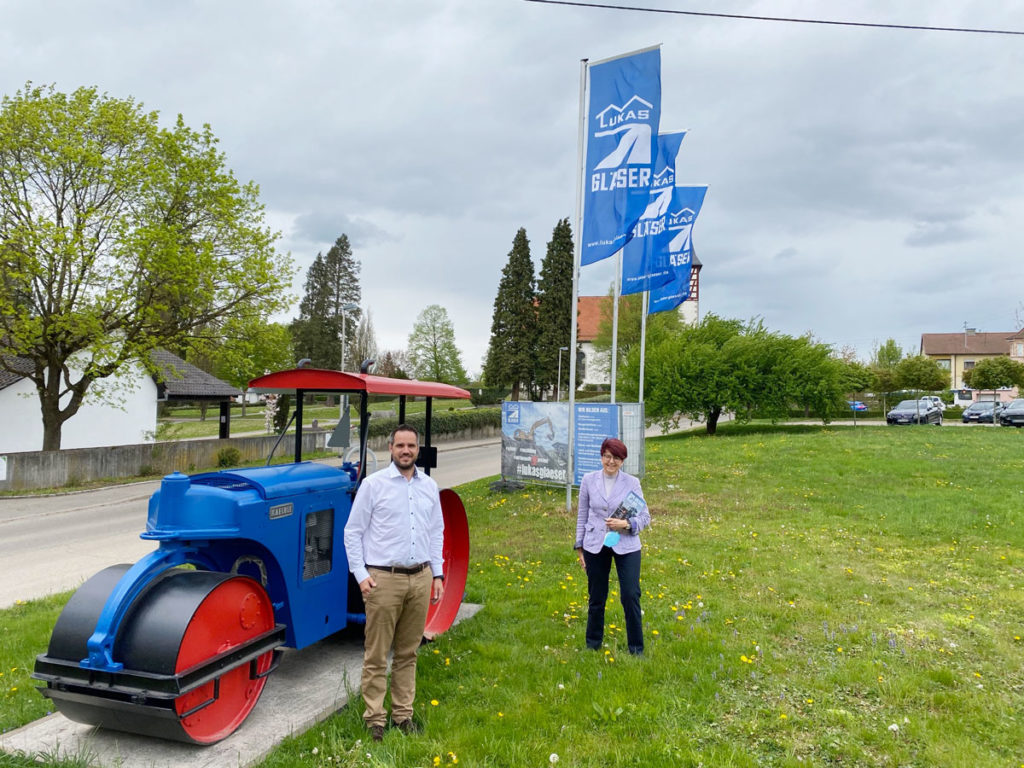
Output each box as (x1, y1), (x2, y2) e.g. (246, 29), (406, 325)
(32, 368), (472, 744)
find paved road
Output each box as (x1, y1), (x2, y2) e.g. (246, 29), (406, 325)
(0, 439), (501, 609)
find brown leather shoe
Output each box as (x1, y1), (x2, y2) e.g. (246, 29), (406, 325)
(394, 718), (420, 735)
(369, 724), (385, 742)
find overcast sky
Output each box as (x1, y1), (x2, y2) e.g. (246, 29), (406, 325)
(4, 1), (1024, 377)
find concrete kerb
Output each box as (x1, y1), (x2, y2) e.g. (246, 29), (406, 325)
(0, 604), (483, 768)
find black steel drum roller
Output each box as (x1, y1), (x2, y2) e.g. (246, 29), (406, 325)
(36, 564), (282, 744)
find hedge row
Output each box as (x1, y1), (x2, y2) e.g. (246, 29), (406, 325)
(364, 406), (501, 440)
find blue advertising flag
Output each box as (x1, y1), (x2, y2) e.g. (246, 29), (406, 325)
(620, 130), (686, 295)
(649, 185), (708, 314)
(581, 46), (661, 266)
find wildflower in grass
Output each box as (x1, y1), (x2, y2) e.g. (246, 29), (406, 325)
(448, 752), (459, 763)
(740, 655), (753, 664)
(779, 713), (787, 720)
(431, 699), (439, 706)
(434, 757), (441, 767)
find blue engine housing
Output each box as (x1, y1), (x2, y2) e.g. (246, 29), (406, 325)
(140, 462), (362, 651)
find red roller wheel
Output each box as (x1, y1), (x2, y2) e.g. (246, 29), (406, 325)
(35, 568), (280, 745)
(172, 575), (277, 743)
(424, 489), (469, 639)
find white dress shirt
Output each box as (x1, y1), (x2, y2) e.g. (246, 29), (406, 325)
(343, 461), (445, 585)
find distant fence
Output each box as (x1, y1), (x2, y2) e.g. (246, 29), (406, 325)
(0, 432), (327, 493)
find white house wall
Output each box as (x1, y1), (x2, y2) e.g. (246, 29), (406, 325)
(0, 369), (157, 454)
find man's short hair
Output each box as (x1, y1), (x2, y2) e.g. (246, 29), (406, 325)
(389, 423), (420, 444)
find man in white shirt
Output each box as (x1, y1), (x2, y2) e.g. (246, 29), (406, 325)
(343, 424), (445, 741)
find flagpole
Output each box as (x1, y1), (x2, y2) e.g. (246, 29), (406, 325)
(610, 250), (620, 403)
(567, 57), (588, 512)
(639, 290), (648, 401)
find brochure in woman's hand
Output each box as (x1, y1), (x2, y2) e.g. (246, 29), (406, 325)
(610, 490), (646, 520)
(604, 491), (646, 547)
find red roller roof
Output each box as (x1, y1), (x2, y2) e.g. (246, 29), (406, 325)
(248, 368), (471, 399)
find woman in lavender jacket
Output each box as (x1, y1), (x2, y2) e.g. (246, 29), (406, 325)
(574, 437), (651, 656)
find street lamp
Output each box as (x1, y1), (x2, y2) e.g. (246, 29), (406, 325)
(557, 346), (569, 401)
(338, 302), (360, 444)
(339, 303), (359, 371)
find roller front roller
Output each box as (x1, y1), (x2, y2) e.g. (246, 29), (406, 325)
(34, 564), (283, 744)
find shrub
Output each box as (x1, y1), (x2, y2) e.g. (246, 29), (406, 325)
(216, 447), (242, 468)
(366, 407), (501, 440)
(469, 386), (506, 406)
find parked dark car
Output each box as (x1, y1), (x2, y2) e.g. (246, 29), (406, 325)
(998, 399), (1024, 427)
(961, 401), (1002, 424)
(886, 399), (942, 425)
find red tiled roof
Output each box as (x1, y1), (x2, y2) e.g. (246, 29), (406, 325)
(920, 332), (1015, 356)
(577, 296), (607, 342)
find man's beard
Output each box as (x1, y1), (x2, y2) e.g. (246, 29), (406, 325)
(393, 453), (417, 470)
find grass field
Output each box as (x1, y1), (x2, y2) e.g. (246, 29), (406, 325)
(2, 424), (1022, 767)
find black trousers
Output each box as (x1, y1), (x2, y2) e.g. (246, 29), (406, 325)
(583, 547), (643, 654)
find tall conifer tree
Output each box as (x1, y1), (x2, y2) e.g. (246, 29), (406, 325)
(291, 234), (362, 368)
(535, 218), (576, 399)
(483, 228), (536, 400)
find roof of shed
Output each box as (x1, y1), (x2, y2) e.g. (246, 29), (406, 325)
(150, 349), (242, 400)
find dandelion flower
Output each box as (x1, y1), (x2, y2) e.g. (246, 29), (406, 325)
(434, 757), (442, 767)
(888, 723), (899, 734)
(550, 754), (560, 764)
(431, 699), (439, 706)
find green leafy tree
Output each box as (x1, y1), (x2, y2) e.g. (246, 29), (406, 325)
(605, 291), (684, 400)
(645, 315), (846, 434)
(407, 304), (468, 386)
(872, 338), (905, 368)
(644, 314), (746, 434)
(0, 83), (292, 450)
(208, 319), (294, 394)
(535, 218), (576, 399)
(291, 234), (361, 369)
(483, 228), (536, 399)
(963, 356), (1024, 391)
(895, 355), (948, 393)
(870, 338), (905, 412)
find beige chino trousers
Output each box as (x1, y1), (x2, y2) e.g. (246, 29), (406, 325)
(360, 567), (432, 727)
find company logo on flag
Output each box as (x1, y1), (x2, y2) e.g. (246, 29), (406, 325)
(649, 185), (708, 314)
(620, 131), (685, 295)
(581, 46), (661, 266)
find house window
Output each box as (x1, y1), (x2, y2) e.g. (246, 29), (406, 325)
(1015, 343), (1024, 357)
(963, 360), (975, 371)
(936, 359), (950, 371)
